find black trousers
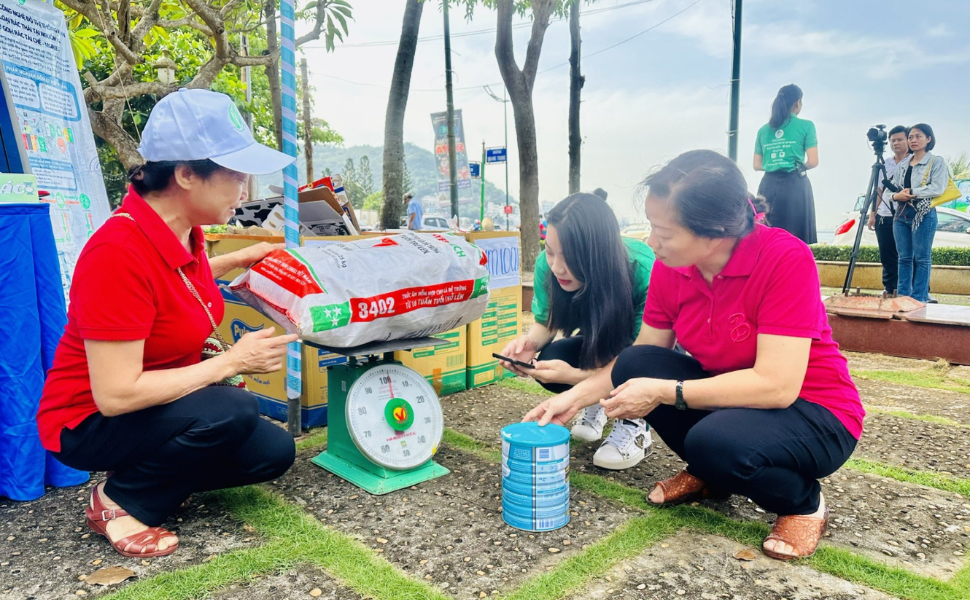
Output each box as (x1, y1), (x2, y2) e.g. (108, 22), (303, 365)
(874, 214), (898, 294)
(534, 336), (586, 394)
(53, 386), (295, 526)
(611, 345), (857, 515)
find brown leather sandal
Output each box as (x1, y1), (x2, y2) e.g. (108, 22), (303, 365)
(85, 483), (179, 558)
(762, 508), (829, 561)
(649, 469), (731, 505)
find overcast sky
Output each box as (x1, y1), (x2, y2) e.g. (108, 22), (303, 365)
(299, 0), (970, 230)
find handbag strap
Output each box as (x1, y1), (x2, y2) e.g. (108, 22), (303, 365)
(920, 156), (935, 188)
(112, 212), (231, 352)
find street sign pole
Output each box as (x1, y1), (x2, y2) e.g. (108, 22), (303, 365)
(504, 87), (509, 231)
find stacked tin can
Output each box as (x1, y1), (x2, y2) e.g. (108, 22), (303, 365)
(500, 422), (570, 532)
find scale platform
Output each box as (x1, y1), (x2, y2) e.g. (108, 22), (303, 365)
(303, 336), (451, 495)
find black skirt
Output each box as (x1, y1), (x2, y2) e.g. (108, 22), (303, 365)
(757, 170), (817, 245)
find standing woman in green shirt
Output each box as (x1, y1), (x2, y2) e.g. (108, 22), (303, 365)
(754, 84), (820, 244)
(498, 193), (656, 470)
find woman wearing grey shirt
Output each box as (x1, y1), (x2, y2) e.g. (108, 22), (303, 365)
(889, 123), (949, 302)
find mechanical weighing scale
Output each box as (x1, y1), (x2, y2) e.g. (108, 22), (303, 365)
(303, 337), (451, 495)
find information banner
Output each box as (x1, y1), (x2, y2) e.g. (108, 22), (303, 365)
(430, 109), (472, 204)
(0, 0), (111, 296)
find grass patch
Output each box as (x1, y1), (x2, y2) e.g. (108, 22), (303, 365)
(295, 427), (329, 452)
(502, 513), (679, 600)
(846, 458), (970, 498)
(442, 428), (502, 462)
(810, 545), (963, 600)
(854, 369), (970, 395)
(679, 503), (962, 600)
(102, 541), (294, 600)
(867, 407), (968, 429)
(496, 376), (554, 396)
(569, 472), (653, 512)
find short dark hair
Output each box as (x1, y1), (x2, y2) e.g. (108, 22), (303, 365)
(888, 125), (908, 138)
(908, 123), (936, 151)
(592, 188), (608, 200)
(128, 160), (223, 195)
(640, 149), (767, 239)
(545, 193), (635, 370)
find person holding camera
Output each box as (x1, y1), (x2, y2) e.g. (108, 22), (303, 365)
(890, 123), (947, 303)
(754, 84), (819, 244)
(867, 126), (909, 295)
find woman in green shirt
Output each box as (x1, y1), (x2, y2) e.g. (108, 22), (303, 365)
(754, 84), (820, 244)
(498, 193), (655, 470)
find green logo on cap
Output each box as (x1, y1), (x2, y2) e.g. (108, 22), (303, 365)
(228, 104), (245, 131)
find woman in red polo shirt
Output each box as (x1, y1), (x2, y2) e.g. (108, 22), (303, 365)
(524, 150), (863, 561)
(37, 89), (300, 558)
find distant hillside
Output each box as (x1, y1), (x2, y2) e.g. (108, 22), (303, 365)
(257, 142), (519, 221)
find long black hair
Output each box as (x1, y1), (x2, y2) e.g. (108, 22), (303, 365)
(642, 150), (768, 238)
(769, 84), (802, 129)
(545, 193), (636, 370)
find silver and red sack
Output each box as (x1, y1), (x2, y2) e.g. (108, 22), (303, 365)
(228, 232), (491, 347)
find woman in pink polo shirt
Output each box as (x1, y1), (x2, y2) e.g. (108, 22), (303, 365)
(524, 149), (863, 561)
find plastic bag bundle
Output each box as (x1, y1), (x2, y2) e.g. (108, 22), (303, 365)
(228, 232), (491, 347)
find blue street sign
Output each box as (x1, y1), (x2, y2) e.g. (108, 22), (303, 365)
(486, 147), (507, 164)
(469, 162), (481, 178)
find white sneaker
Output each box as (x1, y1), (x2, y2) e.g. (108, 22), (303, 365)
(571, 404), (608, 443)
(592, 419), (652, 470)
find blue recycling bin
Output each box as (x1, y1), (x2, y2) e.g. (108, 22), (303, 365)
(0, 203), (88, 501)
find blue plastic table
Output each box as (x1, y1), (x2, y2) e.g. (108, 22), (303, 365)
(0, 203), (88, 501)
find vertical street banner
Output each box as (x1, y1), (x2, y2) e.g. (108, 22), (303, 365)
(0, 0), (111, 297)
(430, 109), (472, 206)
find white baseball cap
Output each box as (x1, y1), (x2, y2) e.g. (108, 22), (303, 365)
(137, 88), (294, 175)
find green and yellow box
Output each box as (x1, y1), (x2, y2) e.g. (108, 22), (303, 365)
(394, 327), (467, 396)
(464, 232), (522, 389)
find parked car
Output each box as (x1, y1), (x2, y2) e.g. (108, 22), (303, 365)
(833, 199), (970, 247)
(397, 215), (450, 231)
(621, 223), (652, 242)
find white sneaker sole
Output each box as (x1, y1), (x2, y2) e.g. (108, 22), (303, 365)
(571, 427), (604, 443)
(592, 445), (652, 470)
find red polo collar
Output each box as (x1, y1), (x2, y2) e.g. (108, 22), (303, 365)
(118, 185), (204, 270)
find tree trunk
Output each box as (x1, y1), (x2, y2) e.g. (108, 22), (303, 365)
(568, 0), (584, 195)
(264, 0), (284, 150)
(300, 58), (314, 183)
(495, 0), (554, 271)
(381, 0), (424, 231)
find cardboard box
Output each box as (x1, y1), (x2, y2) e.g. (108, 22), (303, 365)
(217, 291), (344, 428)
(233, 186), (362, 236)
(394, 327), (467, 396)
(463, 232), (522, 388)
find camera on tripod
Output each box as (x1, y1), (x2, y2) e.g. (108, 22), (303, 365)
(867, 124), (887, 154)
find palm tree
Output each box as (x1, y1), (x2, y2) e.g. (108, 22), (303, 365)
(948, 152), (970, 179)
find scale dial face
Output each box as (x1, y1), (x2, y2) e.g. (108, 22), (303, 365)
(346, 363), (444, 471)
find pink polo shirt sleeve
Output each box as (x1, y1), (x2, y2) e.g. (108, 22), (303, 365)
(756, 241), (825, 339)
(642, 262), (677, 331)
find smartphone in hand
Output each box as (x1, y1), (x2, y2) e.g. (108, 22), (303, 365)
(492, 353), (535, 369)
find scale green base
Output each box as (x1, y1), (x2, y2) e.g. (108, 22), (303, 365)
(311, 361), (450, 495)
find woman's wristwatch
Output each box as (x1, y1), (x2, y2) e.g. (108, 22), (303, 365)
(675, 380), (687, 410)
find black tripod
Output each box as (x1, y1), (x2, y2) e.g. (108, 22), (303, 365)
(842, 141), (889, 294)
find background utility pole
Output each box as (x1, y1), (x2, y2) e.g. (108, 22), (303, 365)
(727, 0), (743, 162)
(443, 0), (460, 220)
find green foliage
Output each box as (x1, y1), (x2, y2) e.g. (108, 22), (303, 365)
(357, 155), (375, 196)
(811, 245), (970, 266)
(362, 191), (383, 212)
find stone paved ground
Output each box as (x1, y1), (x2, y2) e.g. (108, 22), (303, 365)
(1, 350), (968, 600)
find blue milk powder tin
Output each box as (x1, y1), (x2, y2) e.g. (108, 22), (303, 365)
(500, 422), (570, 532)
